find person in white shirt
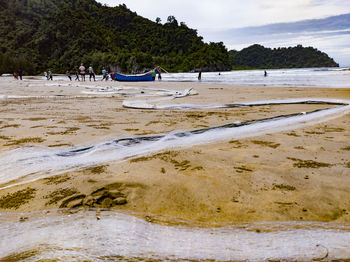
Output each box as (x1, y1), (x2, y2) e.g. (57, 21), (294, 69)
(79, 63), (86, 81)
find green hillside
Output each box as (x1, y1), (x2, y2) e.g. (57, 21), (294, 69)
(0, 0), (231, 75)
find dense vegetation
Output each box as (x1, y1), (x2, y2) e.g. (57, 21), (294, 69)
(0, 0), (339, 75)
(229, 44), (339, 69)
(0, 0), (231, 75)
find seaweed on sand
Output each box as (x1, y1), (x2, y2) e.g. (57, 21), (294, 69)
(0, 188), (36, 209)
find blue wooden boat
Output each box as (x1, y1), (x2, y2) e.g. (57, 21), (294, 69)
(112, 71), (155, 82)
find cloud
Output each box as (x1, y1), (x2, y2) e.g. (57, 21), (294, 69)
(97, 0), (350, 29)
(203, 14), (350, 66)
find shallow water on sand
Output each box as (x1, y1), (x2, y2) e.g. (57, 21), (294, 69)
(163, 68), (350, 88)
(1, 210), (350, 261)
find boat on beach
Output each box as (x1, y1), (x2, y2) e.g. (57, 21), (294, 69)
(112, 71), (155, 82)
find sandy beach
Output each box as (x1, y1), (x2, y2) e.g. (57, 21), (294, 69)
(0, 76), (349, 226)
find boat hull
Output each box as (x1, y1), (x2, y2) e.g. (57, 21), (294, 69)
(113, 72), (154, 82)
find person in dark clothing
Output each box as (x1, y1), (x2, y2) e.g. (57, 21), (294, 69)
(88, 65), (96, 81)
(18, 69), (23, 80)
(66, 71), (72, 81)
(75, 68), (80, 81)
(48, 70), (53, 80)
(198, 71), (202, 80)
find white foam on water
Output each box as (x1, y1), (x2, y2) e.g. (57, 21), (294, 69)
(0, 99), (349, 189)
(1, 210), (350, 261)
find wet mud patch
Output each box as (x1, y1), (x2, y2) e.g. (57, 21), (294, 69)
(287, 157), (333, 168)
(0, 188), (36, 209)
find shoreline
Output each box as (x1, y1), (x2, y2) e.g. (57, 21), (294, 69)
(0, 78), (349, 226)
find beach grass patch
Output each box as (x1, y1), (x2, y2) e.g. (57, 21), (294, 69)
(0, 250), (39, 261)
(286, 131), (300, 137)
(251, 140), (280, 149)
(229, 140), (245, 148)
(341, 146), (350, 151)
(0, 135), (10, 140)
(323, 127), (345, 132)
(272, 184), (296, 191)
(234, 166), (253, 173)
(287, 157), (332, 168)
(124, 128), (139, 132)
(346, 162), (350, 168)
(1, 124), (20, 129)
(44, 175), (70, 185)
(86, 165), (108, 174)
(48, 143), (72, 147)
(44, 188), (78, 206)
(0, 188), (36, 209)
(191, 166), (204, 171)
(145, 120), (161, 126)
(305, 131), (325, 135)
(24, 117), (47, 121)
(5, 137), (44, 146)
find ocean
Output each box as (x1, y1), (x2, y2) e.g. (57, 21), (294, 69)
(162, 67), (350, 88)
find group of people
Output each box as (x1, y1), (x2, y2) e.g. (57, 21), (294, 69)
(44, 70), (53, 80)
(13, 69), (23, 80)
(65, 64), (109, 81)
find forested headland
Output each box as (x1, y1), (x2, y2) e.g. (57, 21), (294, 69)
(0, 0), (339, 75)
(229, 44), (339, 69)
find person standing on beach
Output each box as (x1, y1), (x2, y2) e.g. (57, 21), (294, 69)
(88, 65), (95, 81)
(13, 71), (18, 80)
(48, 70), (53, 80)
(18, 69), (23, 80)
(264, 70), (268, 77)
(79, 63), (85, 81)
(75, 67), (80, 81)
(101, 67), (107, 81)
(198, 71), (202, 80)
(66, 70), (72, 81)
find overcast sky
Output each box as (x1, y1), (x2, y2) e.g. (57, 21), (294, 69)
(97, 0), (350, 66)
(98, 0), (349, 29)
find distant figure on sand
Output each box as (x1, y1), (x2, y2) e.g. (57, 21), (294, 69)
(79, 64), (85, 81)
(88, 65), (95, 81)
(44, 71), (48, 80)
(101, 68), (108, 81)
(48, 70), (53, 80)
(66, 70), (72, 81)
(198, 71), (202, 80)
(13, 71), (18, 80)
(18, 69), (23, 80)
(264, 70), (268, 77)
(75, 67), (80, 81)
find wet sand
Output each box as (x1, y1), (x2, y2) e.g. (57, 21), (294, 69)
(0, 77), (350, 226)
